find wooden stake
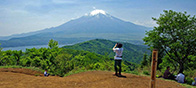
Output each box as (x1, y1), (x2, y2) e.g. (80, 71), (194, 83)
(150, 49), (158, 88)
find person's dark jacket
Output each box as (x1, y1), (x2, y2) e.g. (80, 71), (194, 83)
(163, 70), (171, 79)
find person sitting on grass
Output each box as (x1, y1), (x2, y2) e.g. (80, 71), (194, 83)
(163, 66), (175, 80)
(192, 78), (196, 86)
(175, 70), (185, 83)
(44, 70), (49, 77)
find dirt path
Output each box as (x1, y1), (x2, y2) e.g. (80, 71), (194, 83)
(0, 68), (185, 88)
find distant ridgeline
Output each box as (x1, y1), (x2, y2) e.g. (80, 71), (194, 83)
(0, 36), (93, 47)
(63, 39), (150, 63)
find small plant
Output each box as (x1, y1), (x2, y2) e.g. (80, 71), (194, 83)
(129, 71), (139, 75)
(143, 71), (150, 75)
(34, 73), (40, 76)
(64, 69), (87, 77)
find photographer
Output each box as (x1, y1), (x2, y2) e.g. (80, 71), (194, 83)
(113, 43), (123, 76)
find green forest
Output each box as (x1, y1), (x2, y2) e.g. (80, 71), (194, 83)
(0, 39), (138, 77)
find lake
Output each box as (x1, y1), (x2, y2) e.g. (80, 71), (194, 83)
(1, 44), (71, 51)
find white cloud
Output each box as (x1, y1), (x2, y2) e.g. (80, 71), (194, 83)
(133, 20), (157, 27)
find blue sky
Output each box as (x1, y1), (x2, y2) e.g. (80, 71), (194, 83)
(0, 0), (196, 36)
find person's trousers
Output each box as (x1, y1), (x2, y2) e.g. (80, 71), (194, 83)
(114, 60), (122, 75)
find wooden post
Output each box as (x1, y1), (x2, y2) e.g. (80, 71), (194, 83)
(150, 49), (158, 88)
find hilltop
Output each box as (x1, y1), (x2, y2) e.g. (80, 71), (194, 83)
(0, 68), (185, 88)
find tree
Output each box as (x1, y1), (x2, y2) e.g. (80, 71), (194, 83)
(143, 10), (196, 73)
(13, 50), (23, 65)
(0, 43), (2, 62)
(54, 53), (73, 76)
(0, 45), (3, 65)
(2, 50), (13, 65)
(141, 53), (148, 68)
(0, 43), (2, 51)
(48, 39), (59, 49)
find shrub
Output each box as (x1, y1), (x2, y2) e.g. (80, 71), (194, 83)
(129, 71), (139, 75)
(186, 77), (194, 85)
(143, 71), (150, 75)
(34, 73), (40, 76)
(184, 70), (196, 79)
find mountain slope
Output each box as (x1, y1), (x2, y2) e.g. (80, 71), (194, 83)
(0, 9), (151, 47)
(51, 13), (148, 34)
(63, 39), (150, 63)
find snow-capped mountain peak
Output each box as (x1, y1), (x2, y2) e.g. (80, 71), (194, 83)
(90, 9), (106, 16)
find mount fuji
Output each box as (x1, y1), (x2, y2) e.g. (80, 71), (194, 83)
(0, 9), (152, 47)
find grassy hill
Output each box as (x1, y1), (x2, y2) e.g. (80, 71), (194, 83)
(63, 39), (150, 63)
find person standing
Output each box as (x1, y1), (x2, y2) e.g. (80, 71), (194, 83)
(113, 43), (123, 76)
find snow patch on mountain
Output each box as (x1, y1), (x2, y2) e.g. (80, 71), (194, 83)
(90, 9), (106, 16)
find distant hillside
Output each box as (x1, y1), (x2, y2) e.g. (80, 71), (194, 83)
(0, 35), (92, 47)
(63, 39), (150, 63)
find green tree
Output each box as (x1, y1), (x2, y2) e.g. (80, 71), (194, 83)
(31, 56), (41, 67)
(54, 53), (72, 76)
(48, 39), (59, 49)
(0, 44), (3, 65)
(143, 10), (196, 73)
(13, 50), (23, 65)
(0, 43), (1, 51)
(141, 53), (148, 68)
(19, 56), (31, 66)
(1, 50), (14, 65)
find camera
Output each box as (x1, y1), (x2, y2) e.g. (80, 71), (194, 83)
(116, 43), (122, 48)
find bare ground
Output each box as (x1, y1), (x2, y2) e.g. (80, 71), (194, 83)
(0, 68), (185, 88)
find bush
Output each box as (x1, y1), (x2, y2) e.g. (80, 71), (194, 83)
(186, 77), (194, 85)
(34, 73), (40, 76)
(143, 71), (150, 75)
(184, 70), (196, 79)
(128, 71), (139, 75)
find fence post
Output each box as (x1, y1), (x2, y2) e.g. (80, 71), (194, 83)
(150, 49), (158, 88)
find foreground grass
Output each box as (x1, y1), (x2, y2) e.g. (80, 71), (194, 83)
(162, 79), (196, 88)
(157, 78), (196, 88)
(180, 84), (196, 88)
(64, 69), (88, 77)
(64, 69), (112, 77)
(134, 69), (196, 88)
(65, 69), (196, 88)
